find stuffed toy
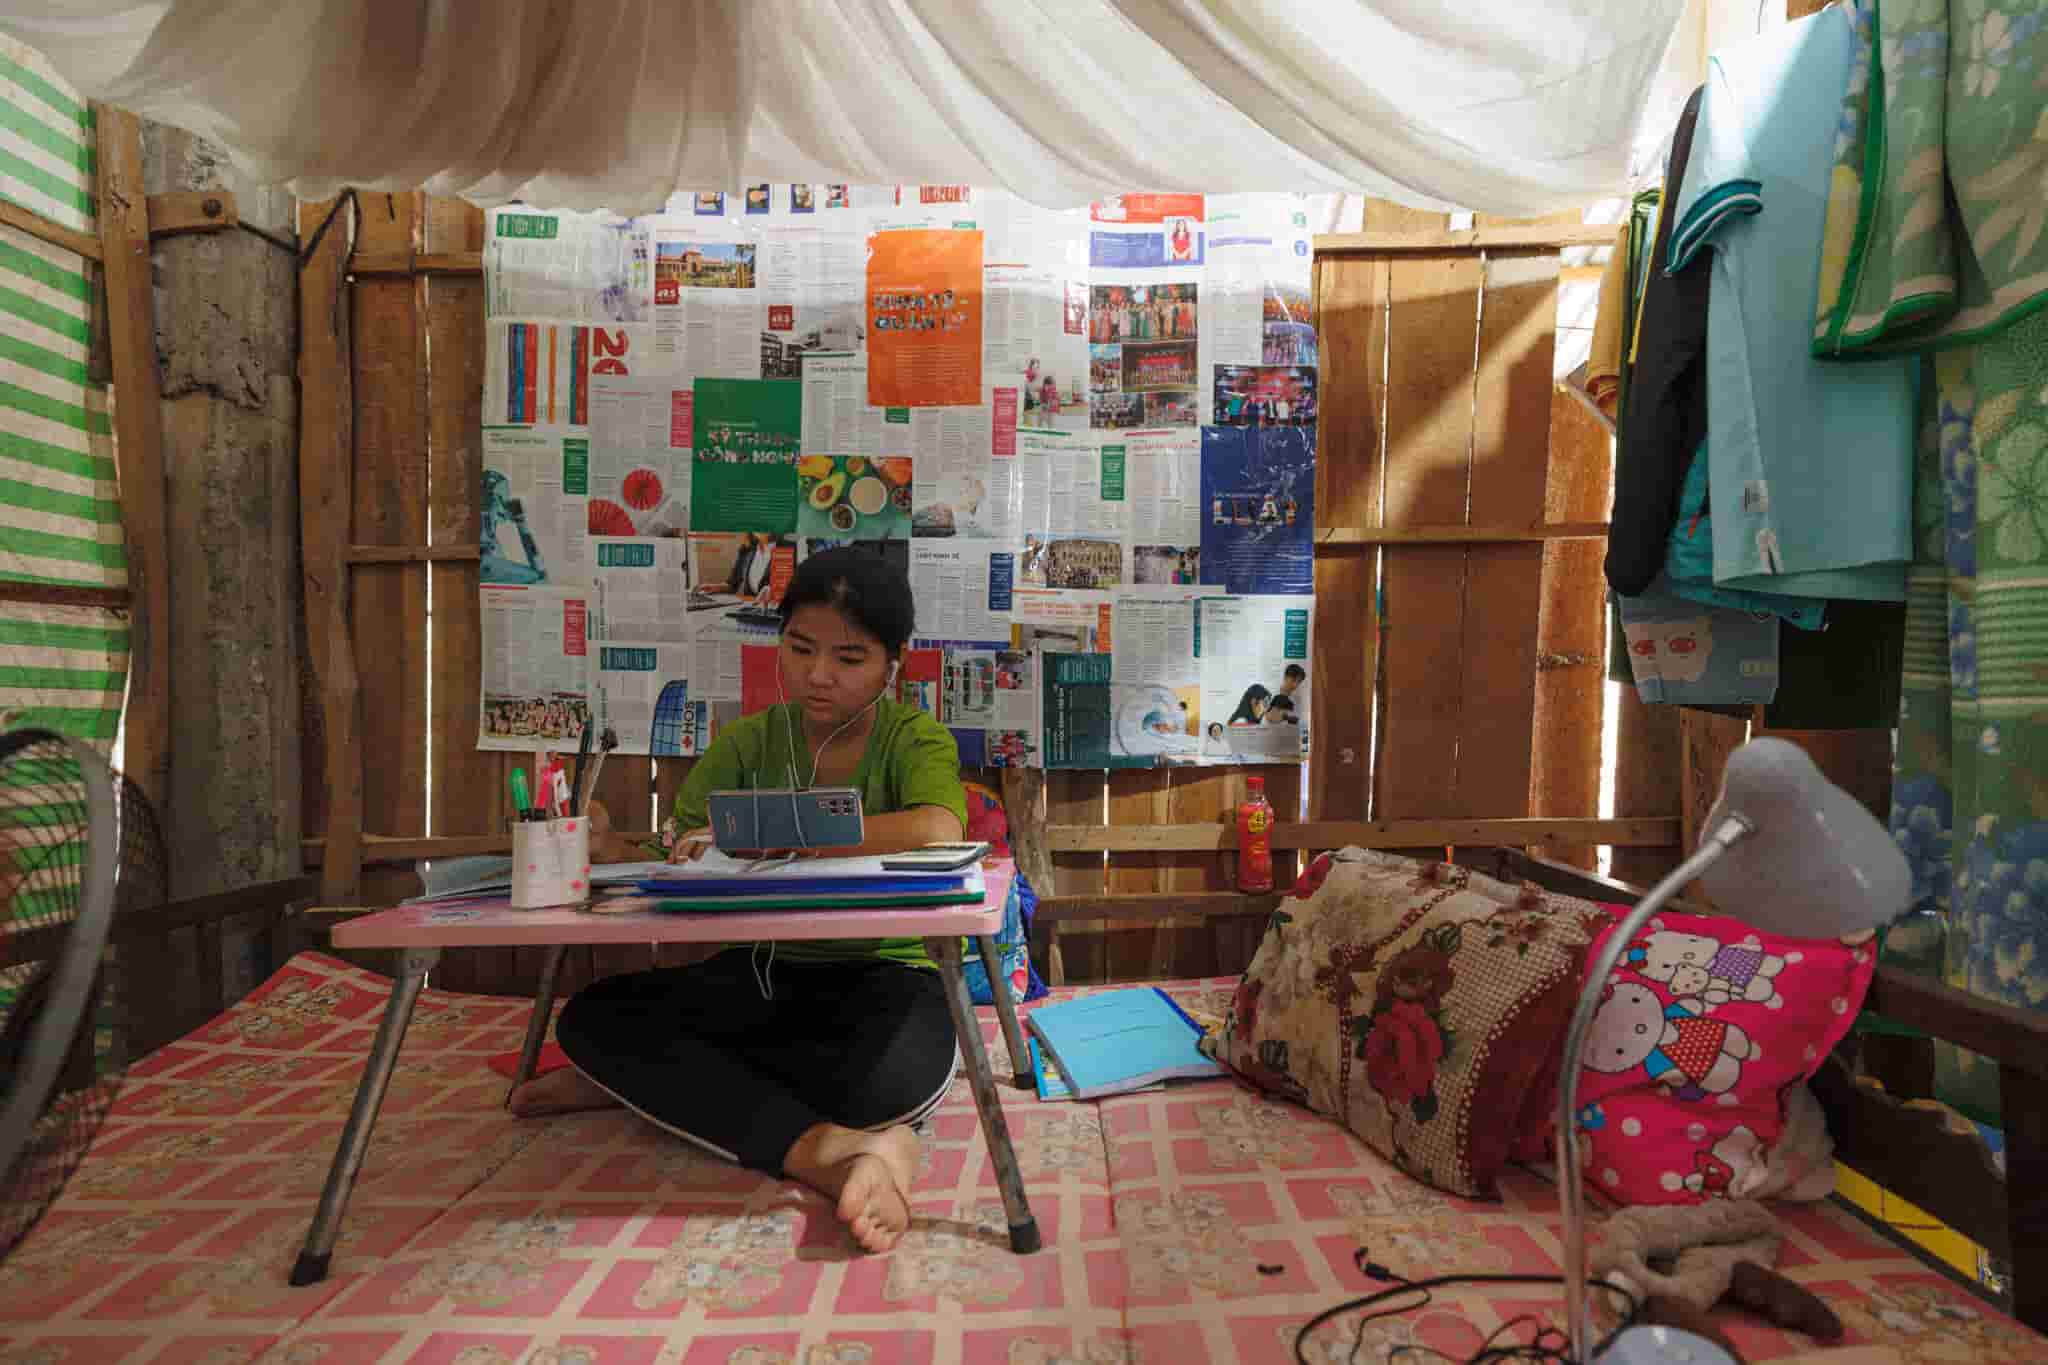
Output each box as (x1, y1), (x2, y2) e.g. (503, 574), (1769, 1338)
(1592, 1198), (1843, 1355)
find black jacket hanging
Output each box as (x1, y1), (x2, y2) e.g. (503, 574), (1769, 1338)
(1607, 86), (1710, 597)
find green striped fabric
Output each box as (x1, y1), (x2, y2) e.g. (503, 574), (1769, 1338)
(0, 37), (124, 755)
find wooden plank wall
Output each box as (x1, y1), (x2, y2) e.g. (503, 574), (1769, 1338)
(302, 193), (697, 995)
(1365, 245), (1552, 845)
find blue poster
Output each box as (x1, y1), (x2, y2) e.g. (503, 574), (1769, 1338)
(1200, 424), (1315, 595)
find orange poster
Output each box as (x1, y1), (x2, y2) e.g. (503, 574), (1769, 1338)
(867, 228), (983, 408)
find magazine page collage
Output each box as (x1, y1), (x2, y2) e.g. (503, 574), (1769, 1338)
(478, 185), (1317, 768)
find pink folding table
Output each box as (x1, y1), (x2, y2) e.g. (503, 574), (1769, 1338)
(291, 862), (1039, 1285)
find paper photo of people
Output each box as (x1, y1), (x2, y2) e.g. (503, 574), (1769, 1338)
(1089, 283), (1198, 429)
(685, 532), (797, 629)
(1197, 595), (1312, 765)
(1111, 683), (1203, 763)
(477, 586), (594, 751)
(1015, 354), (1086, 432)
(1264, 283), (1317, 366)
(1201, 424), (1315, 596)
(1214, 364), (1317, 427)
(1133, 545), (1201, 585)
(1020, 534), (1122, 590)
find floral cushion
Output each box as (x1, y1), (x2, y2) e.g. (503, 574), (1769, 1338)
(1204, 849), (1606, 1198)
(1573, 903), (1876, 1207)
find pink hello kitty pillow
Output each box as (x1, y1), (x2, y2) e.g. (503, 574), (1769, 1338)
(1571, 903), (1875, 1206)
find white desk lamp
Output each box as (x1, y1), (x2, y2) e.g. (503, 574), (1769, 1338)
(1558, 737), (1912, 1363)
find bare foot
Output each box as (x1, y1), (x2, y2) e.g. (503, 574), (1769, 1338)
(783, 1122), (919, 1253)
(508, 1065), (620, 1118)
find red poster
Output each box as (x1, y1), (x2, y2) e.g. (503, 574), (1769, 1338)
(768, 543), (797, 600)
(670, 390), (693, 448)
(992, 388), (1018, 456)
(895, 647), (943, 718)
(563, 599), (587, 656)
(1091, 193), (1205, 224)
(740, 644), (780, 717)
(866, 229), (983, 407)
(591, 326), (630, 376)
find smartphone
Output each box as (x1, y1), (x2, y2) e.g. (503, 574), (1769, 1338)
(707, 787), (863, 851)
(880, 842), (991, 872)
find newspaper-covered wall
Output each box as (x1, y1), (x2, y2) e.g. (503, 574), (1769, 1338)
(478, 185), (1316, 768)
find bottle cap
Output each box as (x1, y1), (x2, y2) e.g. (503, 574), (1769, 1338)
(1247, 775), (1265, 793)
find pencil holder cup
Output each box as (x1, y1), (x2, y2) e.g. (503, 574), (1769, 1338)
(511, 817), (591, 908)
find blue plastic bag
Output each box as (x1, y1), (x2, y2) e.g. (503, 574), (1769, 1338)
(962, 868), (1048, 1005)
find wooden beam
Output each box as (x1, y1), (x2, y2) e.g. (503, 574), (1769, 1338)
(94, 106), (171, 811)
(1045, 816), (1677, 853)
(5, 876), (314, 964)
(303, 830), (660, 865)
(349, 251), (483, 277)
(0, 580), (131, 609)
(0, 196), (102, 260)
(145, 190), (237, 237)
(1317, 522), (1609, 547)
(1036, 891), (1280, 923)
(346, 543), (482, 563)
(1809, 1058), (2011, 1261)
(1314, 223), (1620, 254)
(1859, 966), (2048, 1082)
(299, 197), (364, 904)
(2002, 1061), (2048, 1331)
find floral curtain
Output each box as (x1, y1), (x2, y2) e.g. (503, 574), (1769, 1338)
(1816, 0), (2048, 1124)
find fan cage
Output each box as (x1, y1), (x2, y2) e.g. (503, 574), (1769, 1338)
(0, 730), (168, 1262)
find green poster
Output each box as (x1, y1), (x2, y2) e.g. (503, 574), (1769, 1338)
(1099, 444), (1126, 501)
(562, 438), (589, 495)
(690, 378), (802, 533)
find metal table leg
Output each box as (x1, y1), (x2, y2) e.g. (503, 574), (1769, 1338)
(290, 946), (440, 1286)
(928, 936), (1041, 1254)
(976, 933), (1034, 1089)
(506, 943), (567, 1104)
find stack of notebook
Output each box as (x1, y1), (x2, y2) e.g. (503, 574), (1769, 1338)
(632, 849), (988, 913)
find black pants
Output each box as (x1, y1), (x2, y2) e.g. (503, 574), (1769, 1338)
(554, 947), (959, 1174)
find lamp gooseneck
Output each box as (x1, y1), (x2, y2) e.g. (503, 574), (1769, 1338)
(1558, 815), (1752, 1362)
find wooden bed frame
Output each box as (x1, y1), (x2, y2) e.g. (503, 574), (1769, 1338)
(80, 859), (2047, 1334)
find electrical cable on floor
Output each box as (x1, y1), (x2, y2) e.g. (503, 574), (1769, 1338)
(1293, 1248), (1640, 1365)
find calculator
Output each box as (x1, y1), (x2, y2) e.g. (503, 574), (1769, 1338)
(880, 842), (991, 872)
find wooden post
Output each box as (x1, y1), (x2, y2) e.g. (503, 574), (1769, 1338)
(1529, 385), (1615, 870)
(93, 106), (170, 807)
(141, 118), (302, 1012)
(1609, 687), (1685, 888)
(298, 196), (363, 905)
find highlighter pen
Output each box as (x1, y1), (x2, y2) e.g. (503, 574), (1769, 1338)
(510, 767), (532, 822)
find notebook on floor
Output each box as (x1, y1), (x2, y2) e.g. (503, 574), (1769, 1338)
(1025, 987), (1226, 1100)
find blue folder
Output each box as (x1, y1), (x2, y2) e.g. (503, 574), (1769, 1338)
(634, 875), (969, 898)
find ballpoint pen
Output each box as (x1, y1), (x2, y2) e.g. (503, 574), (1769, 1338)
(569, 719), (595, 817)
(579, 726), (617, 818)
